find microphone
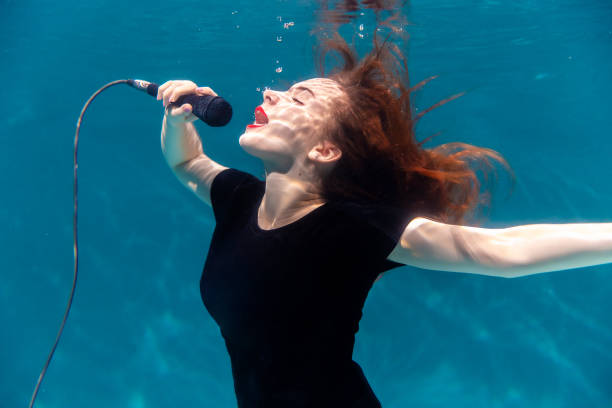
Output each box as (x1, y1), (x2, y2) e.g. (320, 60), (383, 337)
(127, 79), (233, 127)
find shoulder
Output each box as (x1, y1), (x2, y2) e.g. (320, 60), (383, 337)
(330, 200), (410, 273)
(210, 168), (263, 223)
(212, 168), (262, 188)
(338, 201), (409, 236)
(211, 168), (263, 199)
(331, 200), (411, 254)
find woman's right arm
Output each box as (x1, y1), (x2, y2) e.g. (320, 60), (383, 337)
(159, 80), (229, 207)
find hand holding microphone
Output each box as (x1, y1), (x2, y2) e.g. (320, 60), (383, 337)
(159, 80), (216, 125)
(127, 79), (232, 126)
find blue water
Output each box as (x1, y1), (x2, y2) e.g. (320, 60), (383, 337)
(2, 0), (611, 407)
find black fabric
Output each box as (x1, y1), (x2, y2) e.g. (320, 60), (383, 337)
(200, 168), (409, 408)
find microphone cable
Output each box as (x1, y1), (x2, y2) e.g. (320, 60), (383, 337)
(28, 79), (129, 408)
(28, 79), (232, 408)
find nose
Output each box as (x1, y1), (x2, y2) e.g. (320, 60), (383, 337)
(263, 89), (280, 105)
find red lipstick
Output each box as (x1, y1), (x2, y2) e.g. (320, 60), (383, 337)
(254, 106), (269, 124)
(246, 106), (269, 130)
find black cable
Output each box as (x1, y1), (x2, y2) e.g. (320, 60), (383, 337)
(28, 79), (129, 408)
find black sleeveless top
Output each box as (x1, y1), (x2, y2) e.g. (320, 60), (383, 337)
(200, 168), (409, 407)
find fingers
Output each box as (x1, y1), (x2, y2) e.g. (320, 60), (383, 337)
(158, 82), (179, 106)
(162, 83), (188, 107)
(167, 83), (197, 105)
(165, 103), (197, 124)
(158, 80), (218, 124)
(157, 80), (178, 100)
(157, 80), (197, 107)
(173, 103), (193, 117)
(195, 86), (218, 97)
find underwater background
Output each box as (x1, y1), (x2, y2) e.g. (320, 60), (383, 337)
(1, 0), (611, 407)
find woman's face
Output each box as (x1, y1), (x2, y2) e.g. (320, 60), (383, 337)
(239, 78), (346, 172)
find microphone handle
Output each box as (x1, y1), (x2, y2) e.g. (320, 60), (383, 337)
(127, 79), (232, 127)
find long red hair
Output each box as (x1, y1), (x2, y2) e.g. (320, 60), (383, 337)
(315, 22), (512, 224)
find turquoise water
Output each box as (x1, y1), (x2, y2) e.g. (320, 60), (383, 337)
(2, 0), (611, 407)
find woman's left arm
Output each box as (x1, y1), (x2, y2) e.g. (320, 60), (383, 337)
(387, 217), (612, 278)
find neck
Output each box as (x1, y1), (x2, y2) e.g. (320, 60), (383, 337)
(259, 170), (326, 229)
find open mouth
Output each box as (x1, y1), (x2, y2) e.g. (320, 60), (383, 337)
(247, 106), (269, 129)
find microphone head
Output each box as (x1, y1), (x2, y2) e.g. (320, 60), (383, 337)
(206, 97), (233, 127)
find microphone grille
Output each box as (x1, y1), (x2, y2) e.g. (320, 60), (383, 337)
(206, 97), (233, 127)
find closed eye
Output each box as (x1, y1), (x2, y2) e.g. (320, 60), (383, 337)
(292, 97), (304, 105)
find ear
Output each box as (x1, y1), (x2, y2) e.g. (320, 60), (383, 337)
(307, 140), (342, 163)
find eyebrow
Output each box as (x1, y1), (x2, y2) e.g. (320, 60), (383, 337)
(291, 86), (315, 97)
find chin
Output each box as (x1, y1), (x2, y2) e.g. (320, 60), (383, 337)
(238, 132), (258, 151)
(239, 134), (272, 159)
(239, 134), (292, 168)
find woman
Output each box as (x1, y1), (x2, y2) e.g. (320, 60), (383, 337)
(158, 36), (612, 407)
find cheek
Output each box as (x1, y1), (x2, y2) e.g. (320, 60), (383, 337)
(308, 101), (337, 125)
(297, 112), (332, 136)
(268, 122), (296, 137)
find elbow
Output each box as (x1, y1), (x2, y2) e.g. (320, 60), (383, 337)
(488, 257), (537, 279)
(497, 269), (524, 279)
(501, 265), (539, 278)
(400, 219), (537, 279)
(471, 264), (524, 279)
(493, 245), (538, 278)
(467, 241), (533, 279)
